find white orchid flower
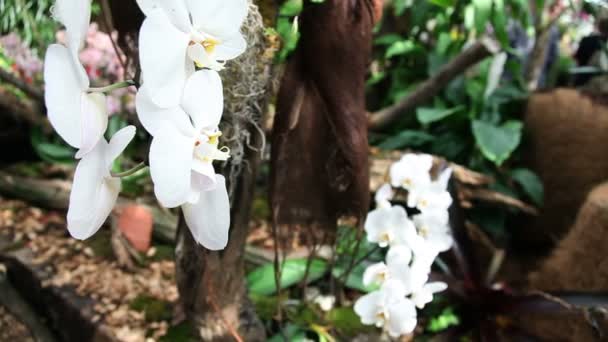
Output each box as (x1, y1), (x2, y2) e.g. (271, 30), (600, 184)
(389, 153), (433, 193)
(67, 126), (135, 240)
(374, 183), (394, 209)
(411, 212), (453, 252)
(136, 70), (231, 250)
(354, 280), (418, 337)
(410, 282), (448, 309)
(407, 168), (453, 213)
(44, 44), (108, 158)
(364, 205), (417, 248)
(363, 245), (412, 288)
(136, 0), (248, 107)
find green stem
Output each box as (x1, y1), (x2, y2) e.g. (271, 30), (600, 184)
(111, 162), (147, 178)
(88, 80), (136, 94)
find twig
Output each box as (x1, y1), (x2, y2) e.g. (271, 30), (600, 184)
(368, 38), (499, 130)
(99, 0), (129, 79)
(0, 69), (44, 102)
(0, 88), (47, 128)
(463, 188), (539, 215)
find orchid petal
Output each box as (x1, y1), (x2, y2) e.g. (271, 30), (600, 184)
(159, 0), (192, 32)
(67, 140), (120, 240)
(354, 291), (382, 325)
(44, 44), (87, 148)
(213, 32), (247, 61)
(53, 0), (91, 56)
(182, 70), (224, 130)
(106, 126), (136, 168)
(75, 92), (108, 159)
(191, 159), (217, 191)
(149, 124), (195, 208)
(182, 174), (231, 250)
(135, 0), (159, 16)
(138, 9), (190, 107)
(386, 299), (417, 337)
(187, 0), (248, 37)
(363, 262), (388, 286)
(387, 245), (412, 267)
(135, 86), (195, 137)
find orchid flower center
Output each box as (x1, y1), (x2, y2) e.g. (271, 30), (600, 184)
(376, 270), (388, 283)
(419, 226), (429, 238)
(188, 30), (224, 70)
(380, 231), (392, 245)
(193, 129), (230, 163)
(375, 310), (388, 327)
(402, 178), (412, 187)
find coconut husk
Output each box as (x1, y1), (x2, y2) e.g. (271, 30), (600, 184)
(270, 0), (378, 237)
(513, 89), (608, 252)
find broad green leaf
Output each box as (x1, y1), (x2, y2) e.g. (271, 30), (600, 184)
(332, 263), (378, 293)
(416, 106), (464, 124)
(327, 307), (371, 335)
(427, 307), (460, 333)
(473, 0), (492, 34)
(385, 40), (416, 58)
(472, 120), (522, 166)
(511, 168), (544, 206)
(427, 0), (454, 8)
(393, 0), (412, 15)
(492, 0), (509, 47)
(374, 34), (402, 46)
(279, 0), (303, 16)
(30, 128), (76, 164)
(378, 130), (435, 150)
(484, 52), (507, 99)
(247, 259), (328, 296)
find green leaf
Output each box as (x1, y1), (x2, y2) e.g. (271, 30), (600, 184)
(427, 307), (460, 333)
(247, 259), (328, 296)
(327, 307), (371, 335)
(427, 0), (454, 8)
(279, 0), (303, 16)
(473, 0), (492, 33)
(377, 130), (435, 150)
(385, 40), (417, 58)
(416, 106), (464, 124)
(511, 168), (544, 206)
(30, 128), (76, 164)
(472, 120), (522, 166)
(492, 0), (509, 47)
(374, 34), (402, 46)
(332, 263), (378, 293)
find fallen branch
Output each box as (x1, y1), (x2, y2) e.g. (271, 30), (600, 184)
(0, 69), (44, 103)
(368, 38), (500, 130)
(0, 88), (47, 129)
(461, 187), (539, 216)
(0, 271), (57, 342)
(0, 170), (70, 210)
(0, 170), (178, 242)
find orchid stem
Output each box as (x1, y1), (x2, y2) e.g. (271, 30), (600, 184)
(88, 80), (136, 94)
(111, 162), (147, 178)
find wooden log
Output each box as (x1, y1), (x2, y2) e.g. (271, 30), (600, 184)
(0, 248), (118, 342)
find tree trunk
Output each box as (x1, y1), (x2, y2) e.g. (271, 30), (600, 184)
(174, 2), (273, 341)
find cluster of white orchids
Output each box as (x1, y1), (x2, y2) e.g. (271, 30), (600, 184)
(43, 0), (248, 250)
(354, 153), (454, 337)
